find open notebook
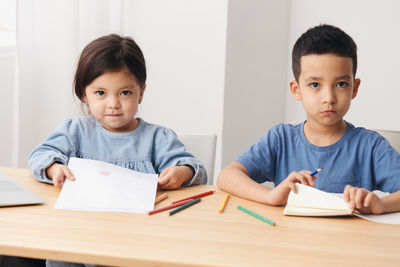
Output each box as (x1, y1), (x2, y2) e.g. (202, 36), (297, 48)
(284, 183), (353, 216)
(283, 184), (400, 224)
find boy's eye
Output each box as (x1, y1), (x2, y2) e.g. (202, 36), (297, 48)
(309, 82), (320, 88)
(121, 90), (132, 96)
(336, 82), (348, 88)
(95, 91), (105, 96)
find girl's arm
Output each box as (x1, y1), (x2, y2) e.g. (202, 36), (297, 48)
(154, 128), (207, 187)
(28, 119), (76, 183)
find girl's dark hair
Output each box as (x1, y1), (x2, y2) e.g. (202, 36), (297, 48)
(74, 34), (146, 101)
(292, 24), (357, 81)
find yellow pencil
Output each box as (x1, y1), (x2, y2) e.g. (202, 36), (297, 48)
(155, 193), (168, 204)
(218, 193), (230, 213)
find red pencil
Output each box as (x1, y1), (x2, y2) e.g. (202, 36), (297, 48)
(171, 190), (215, 204)
(148, 199), (193, 215)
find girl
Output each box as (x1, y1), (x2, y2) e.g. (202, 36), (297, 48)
(29, 34), (206, 192)
(29, 34), (207, 267)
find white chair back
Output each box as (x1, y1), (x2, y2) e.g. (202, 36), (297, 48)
(373, 129), (400, 153)
(179, 134), (217, 185)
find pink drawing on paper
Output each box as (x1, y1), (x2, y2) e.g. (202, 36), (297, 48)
(99, 169), (110, 176)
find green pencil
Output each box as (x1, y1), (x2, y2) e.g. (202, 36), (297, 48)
(237, 205), (275, 226)
(169, 198), (201, 216)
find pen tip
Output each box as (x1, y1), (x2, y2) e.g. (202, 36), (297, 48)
(317, 168), (322, 172)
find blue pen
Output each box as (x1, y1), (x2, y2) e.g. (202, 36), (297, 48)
(310, 168), (322, 176)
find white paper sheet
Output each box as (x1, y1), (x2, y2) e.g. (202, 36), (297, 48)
(54, 157), (158, 213)
(354, 212), (400, 225)
(354, 190), (400, 225)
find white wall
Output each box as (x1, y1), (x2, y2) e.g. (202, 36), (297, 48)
(0, 46), (16, 167)
(123, 0), (228, 182)
(17, 0), (82, 168)
(285, 0), (400, 131)
(222, 0), (290, 168)
(3, 0), (399, 179)
(13, 0), (228, 185)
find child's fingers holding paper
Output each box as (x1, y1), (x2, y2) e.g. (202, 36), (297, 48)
(52, 175), (64, 188)
(354, 188), (368, 209)
(61, 166), (75, 182)
(158, 167), (174, 189)
(344, 185), (359, 210)
(343, 185), (351, 202)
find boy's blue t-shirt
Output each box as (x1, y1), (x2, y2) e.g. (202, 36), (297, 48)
(237, 121), (400, 193)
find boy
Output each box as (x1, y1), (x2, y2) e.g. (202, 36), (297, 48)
(217, 24), (400, 214)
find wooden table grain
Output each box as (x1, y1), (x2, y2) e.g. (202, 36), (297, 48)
(0, 167), (399, 266)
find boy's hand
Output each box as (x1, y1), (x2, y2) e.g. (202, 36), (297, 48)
(343, 185), (384, 214)
(158, 166), (194, 190)
(45, 162), (75, 188)
(267, 170), (317, 205)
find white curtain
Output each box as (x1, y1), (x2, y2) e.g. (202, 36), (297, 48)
(13, 0), (227, 174)
(16, 0), (124, 167)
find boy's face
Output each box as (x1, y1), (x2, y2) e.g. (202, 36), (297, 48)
(290, 53), (360, 129)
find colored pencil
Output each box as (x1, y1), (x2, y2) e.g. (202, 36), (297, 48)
(155, 193), (168, 204)
(218, 193), (230, 213)
(237, 205), (275, 226)
(310, 168), (322, 177)
(169, 198), (201, 216)
(171, 190), (215, 204)
(148, 199), (192, 215)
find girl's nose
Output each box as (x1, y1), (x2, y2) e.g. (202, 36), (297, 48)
(108, 95), (121, 108)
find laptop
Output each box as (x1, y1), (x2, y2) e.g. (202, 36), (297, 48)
(0, 172), (44, 207)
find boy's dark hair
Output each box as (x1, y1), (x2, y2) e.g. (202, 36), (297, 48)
(74, 34), (146, 101)
(292, 24), (357, 81)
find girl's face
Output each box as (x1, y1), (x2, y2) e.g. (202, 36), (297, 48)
(83, 67), (145, 133)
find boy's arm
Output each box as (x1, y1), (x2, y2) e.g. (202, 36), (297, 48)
(381, 191), (400, 213)
(344, 185), (400, 214)
(218, 161), (317, 206)
(217, 161), (272, 204)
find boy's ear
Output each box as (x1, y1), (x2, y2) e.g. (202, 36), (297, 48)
(290, 80), (302, 101)
(352, 78), (361, 99)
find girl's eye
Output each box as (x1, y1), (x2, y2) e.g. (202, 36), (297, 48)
(121, 90), (132, 96)
(309, 82), (320, 88)
(337, 82), (348, 88)
(95, 91), (105, 96)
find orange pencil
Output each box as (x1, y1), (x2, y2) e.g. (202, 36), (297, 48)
(155, 193), (168, 204)
(218, 193), (230, 213)
(148, 199), (192, 215)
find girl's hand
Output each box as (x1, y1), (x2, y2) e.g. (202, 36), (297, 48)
(158, 166), (194, 190)
(343, 185), (384, 214)
(267, 170), (317, 205)
(45, 163), (75, 188)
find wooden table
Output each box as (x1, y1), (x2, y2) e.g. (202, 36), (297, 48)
(0, 167), (399, 266)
